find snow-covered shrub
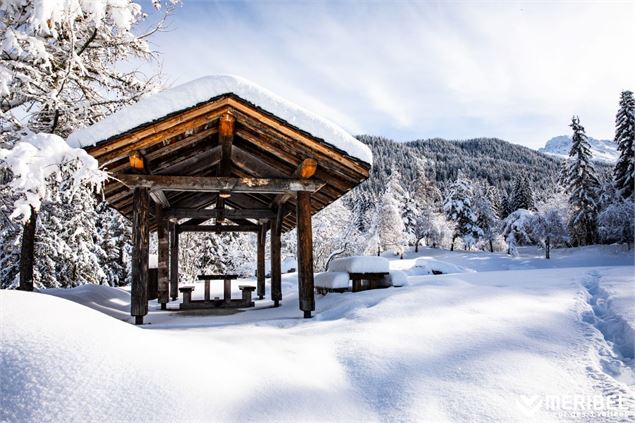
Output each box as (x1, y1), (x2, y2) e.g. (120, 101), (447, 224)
(501, 209), (534, 256)
(598, 199), (635, 248)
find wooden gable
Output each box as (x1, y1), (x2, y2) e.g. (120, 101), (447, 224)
(87, 94), (371, 231)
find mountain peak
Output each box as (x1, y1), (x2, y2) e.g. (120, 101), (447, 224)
(538, 135), (618, 163)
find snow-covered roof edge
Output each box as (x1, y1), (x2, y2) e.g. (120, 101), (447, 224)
(67, 75), (372, 165)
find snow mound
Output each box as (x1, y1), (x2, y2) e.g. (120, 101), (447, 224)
(328, 256), (390, 273)
(386, 270), (408, 287)
(315, 272), (350, 289)
(67, 75), (372, 165)
(410, 257), (467, 275)
(42, 284), (131, 320)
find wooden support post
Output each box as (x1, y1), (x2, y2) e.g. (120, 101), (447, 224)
(257, 225), (266, 300)
(157, 205), (169, 310)
(169, 221), (178, 301)
(131, 187), (150, 324)
(224, 278), (231, 303)
(270, 208), (283, 307)
(296, 192), (315, 318)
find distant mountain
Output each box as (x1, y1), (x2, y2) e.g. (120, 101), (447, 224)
(353, 136), (565, 199)
(539, 135), (618, 163)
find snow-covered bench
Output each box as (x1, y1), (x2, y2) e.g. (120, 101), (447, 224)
(326, 256), (391, 292)
(315, 272), (351, 294)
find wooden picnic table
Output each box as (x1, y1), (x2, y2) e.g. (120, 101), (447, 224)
(197, 274), (239, 303)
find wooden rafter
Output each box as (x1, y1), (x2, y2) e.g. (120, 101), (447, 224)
(113, 174), (325, 194)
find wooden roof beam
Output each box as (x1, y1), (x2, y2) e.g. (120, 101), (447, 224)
(113, 174), (325, 194)
(166, 208), (275, 220)
(272, 159), (317, 207)
(178, 224), (260, 233)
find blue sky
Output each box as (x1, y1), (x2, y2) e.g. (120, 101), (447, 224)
(141, 0), (634, 149)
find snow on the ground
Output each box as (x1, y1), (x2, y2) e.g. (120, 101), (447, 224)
(2, 245), (634, 422)
(67, 75), (373, 165)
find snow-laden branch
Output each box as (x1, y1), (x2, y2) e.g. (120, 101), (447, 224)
(0, 133), (108, 223)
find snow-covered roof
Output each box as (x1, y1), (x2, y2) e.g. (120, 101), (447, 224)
(67, 75), (372, 165)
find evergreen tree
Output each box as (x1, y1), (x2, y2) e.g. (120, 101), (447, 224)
(510, 177), (535, 211)
(613, 90), (635, 199)
(473, 182), (500, 252)
(443, 172), (482, 250)
(563, 116), (600, 246)
(376, 172), (407, 257)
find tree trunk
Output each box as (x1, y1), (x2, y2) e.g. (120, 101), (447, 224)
(489, 239), (494, 253)
(19, 208), (37, 291)
(450, 235), (456, 252)
(545, 236), (550, 259)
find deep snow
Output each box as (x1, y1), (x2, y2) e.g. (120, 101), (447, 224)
(1, 245), (634, 422)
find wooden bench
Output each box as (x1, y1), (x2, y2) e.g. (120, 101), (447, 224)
(179, 286), (195, 305)
(349, 272), (390, 292)
(239, 285), (256, 306)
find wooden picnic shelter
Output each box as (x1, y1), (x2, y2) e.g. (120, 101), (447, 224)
(71, 77), (372, 324)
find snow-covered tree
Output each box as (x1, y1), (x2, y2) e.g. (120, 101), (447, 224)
(613, 90), (635, 200)
(0, 133), (107, 289)
(598, 198), (635, 249)
(562, 116), (601, 246)
(530, 191), (569, 259)
(501, 209), (534, 256)
(510, 177), (535, 212)
(375, 172), (407, 257)
(443, 172), (482, 251)
(0, 0), (175, 288)
(473, 182), (500, 252)
(311, 200), (364, 271)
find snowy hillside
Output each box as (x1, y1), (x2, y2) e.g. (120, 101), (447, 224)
(539, 135), (618, 163)
(2, 245), (634, 422)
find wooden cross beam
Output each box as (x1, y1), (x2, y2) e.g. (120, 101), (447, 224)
(114, 174), (325, 194)
(128, 150), (170, 208)
(165, 208), (276, 220)
(272, 158), (318, 207)
(177, 224), (260, 233)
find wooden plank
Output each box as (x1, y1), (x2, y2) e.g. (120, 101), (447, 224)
(296, 191), (315, 318)
(177, 224), (260, 233)
(270, 206), (283, 306)
(150, 190), (170, 208)
(165, 208), (275, 220)
(257, 225), (266, 300)
(169, 221), (178, 301)
(196, 274), (239, 280)
(114, 174), (325, 194)
(218, 112), (235, 176)
(131, 187), (150, 324)
(272, 159), (319, 207)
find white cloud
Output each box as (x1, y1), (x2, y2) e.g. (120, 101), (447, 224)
(149, 0), (635, 148)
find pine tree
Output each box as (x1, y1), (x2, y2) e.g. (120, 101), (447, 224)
(443, 172), (482, 251)
(563, 116), (600, 246)
(376, 172), (407, 257)
(510, 177), (535, 211)
(613, 90), (635, 199)
(473, 182), (500, 252)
